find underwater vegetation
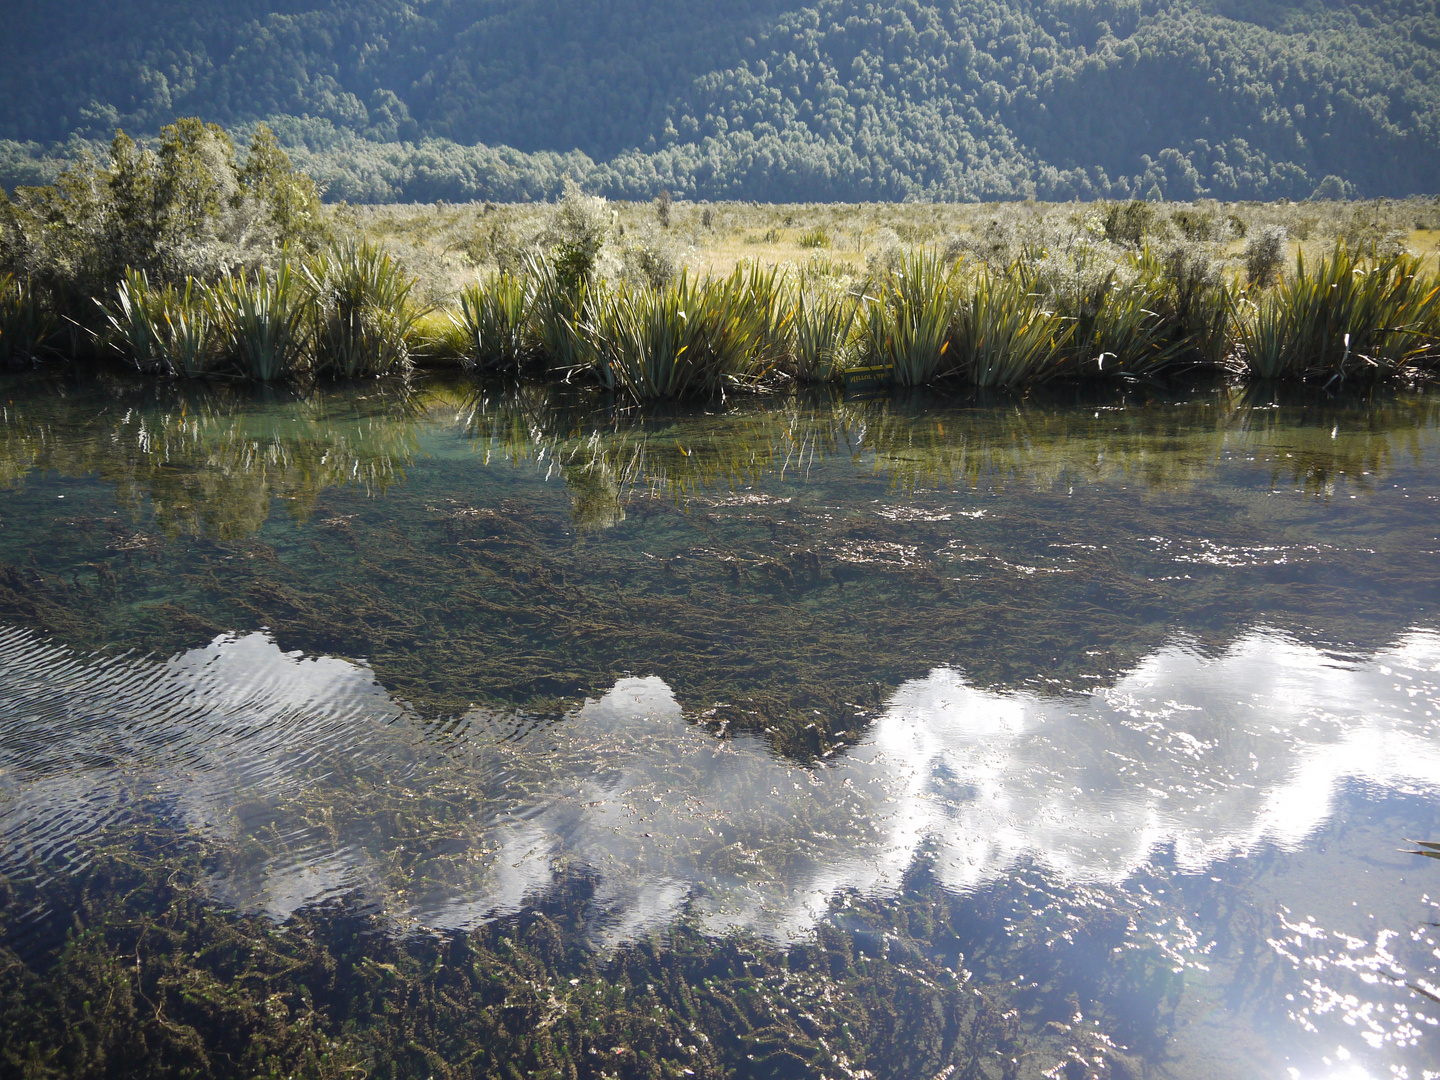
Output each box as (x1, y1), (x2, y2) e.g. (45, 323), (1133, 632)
(0, 367), (1438, 1079)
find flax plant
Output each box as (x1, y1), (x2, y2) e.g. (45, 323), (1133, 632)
(302, 240), (422, 378)
(208, 263), (310, 381)
(953, 270), (1073, 388)
(158, 278), (214, 377)
(864, 250), (960, 386)
(1235, 243), (1440, 381)
(1064, 274), (1183, 378)
(102, 269), (169, 374)
(524, 250), (595, 380)
(455, 271), (534, 371)
(791, 287), (860, 383)
(589, 273), (763, 400)
(725, 262), (792, 378)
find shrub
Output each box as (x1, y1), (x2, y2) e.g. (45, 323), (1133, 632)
(1244, 225), (1287, 287)
(798, 228), (831, 249)
(618, 224), (681, 290)
(1102, 201), (1156, 247)
(545, 179), (610, 293)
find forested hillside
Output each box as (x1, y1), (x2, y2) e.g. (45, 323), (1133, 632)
(2, 0), (1437, 202)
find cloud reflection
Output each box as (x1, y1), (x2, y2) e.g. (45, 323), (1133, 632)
(0, 623), (1438, 943)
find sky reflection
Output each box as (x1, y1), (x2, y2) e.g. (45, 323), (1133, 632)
(0, 622), (1436, 938)
(4, 622), (1440, 1076)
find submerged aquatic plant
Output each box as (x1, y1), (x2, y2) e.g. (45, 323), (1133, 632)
(1234, 243), (1440, 381)
(455, 271), (534, 371)
(302, 239), (422, 378)
(864, 249), (960, 386)
(208, 263), (310, 381)
(0, 273), (53, 363)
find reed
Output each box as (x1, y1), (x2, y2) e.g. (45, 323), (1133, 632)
(0, 274), (53, 363)
(1235, 243), (1440, 381)
(207, 264), (310, 381)
(455, 271), (534, 371)
(302, 240), (422, 378)
(863, 249), (960, 386)
(953, 270), (1073, 388)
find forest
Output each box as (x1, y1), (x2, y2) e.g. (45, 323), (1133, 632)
(1, 0), (1437, 203)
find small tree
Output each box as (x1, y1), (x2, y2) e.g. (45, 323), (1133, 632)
(239, 123), (325, 247)
(1244, 225), (1287, 287)
(547, 178), (610, 292)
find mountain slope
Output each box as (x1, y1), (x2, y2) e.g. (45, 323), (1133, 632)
(2, 0), (1436, 201)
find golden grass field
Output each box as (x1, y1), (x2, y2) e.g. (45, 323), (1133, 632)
(346, 197), (1440, 304)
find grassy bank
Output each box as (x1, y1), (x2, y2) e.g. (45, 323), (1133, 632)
(4, 122), (1439, 395)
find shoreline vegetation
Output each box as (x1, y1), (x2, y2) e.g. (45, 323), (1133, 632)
(3, 121), (1439, 398)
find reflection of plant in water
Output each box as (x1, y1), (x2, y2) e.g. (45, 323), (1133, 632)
(0, 376), (423, 539)
(451, 379), (1440, 508)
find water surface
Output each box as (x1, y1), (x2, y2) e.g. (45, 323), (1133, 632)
(1, 372), (1438, 1079)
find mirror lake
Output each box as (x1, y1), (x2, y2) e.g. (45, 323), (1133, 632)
(1, 370), (1439, 1080)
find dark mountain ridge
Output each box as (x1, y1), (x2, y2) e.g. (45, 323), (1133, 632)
(2, 0), (1436, 201)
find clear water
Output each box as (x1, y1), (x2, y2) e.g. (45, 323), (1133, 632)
(2, 371), (1439, 1078)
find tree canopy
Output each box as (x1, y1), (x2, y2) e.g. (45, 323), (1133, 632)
(1, 0), (1436, 201)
